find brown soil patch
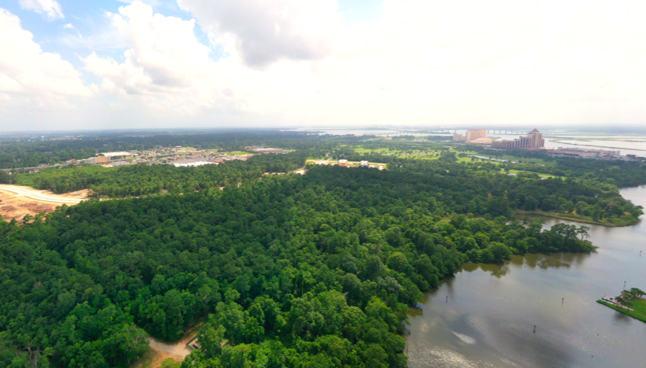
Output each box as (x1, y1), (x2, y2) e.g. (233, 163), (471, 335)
(0, 191), (57, 222)
(0, 188), (88, 223)
(61, 189), (91, 198)
(133, 325), (201, 368)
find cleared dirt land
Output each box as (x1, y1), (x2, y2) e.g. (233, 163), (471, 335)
(134, 327), (200, 368)
(0, 184), (87, 222)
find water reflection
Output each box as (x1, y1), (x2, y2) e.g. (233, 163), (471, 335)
(406, 185), (646, 368)
(461, 262), (510, 278)
(460, 251), (592, 277)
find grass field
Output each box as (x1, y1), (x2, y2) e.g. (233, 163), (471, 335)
(597, 298), (646, 323)
(468, 153), (549, 165)
(353, 147), (400, 154)
(517, 210), (639, 227)
(226, 151), (254, 156)
(508, 169), (563, 179)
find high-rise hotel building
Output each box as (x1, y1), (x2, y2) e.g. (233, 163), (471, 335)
(491, 129), (545, 149)
(465, 130), (487, 142)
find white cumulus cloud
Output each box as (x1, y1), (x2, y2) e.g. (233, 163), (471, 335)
(177, 0), (345, 67)
(79, 0), (646, 129)
(7, 0), (646, 130)
(0, 9), (89, 98)
(84, 1), (213, 94)
(83, 1), (239, 116)
(19, 0), (64, 20)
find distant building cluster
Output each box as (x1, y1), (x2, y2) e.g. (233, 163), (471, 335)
(491, 129), (545, 149)
(101, 151), (133, 159)
(173, 161), (219, 167)
(454, 129), (545, 150)
(54, 145), (267, 170)
(314, 159), (383, 170)
(247, 147), (289, 154)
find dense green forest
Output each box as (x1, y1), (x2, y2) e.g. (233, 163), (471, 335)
(1, 132), (645, 367)
(8, 142), (644, 225)
(1, 166), (597, 368)
(392, 157), (643, 225)
(459, 144), (646, 187)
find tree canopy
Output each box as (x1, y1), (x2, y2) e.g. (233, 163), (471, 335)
(1, 165), (597, 368)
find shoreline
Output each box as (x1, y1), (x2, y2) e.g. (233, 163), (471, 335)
(550, 140), (646, 152)
(515, 210), (639, 227)
(597, 300), (646, 323)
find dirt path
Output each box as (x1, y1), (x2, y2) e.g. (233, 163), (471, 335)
(0, 185), (88, 222)
(147, 337), (192, 357)
(134, 326), (200, 368)
(0, 184), (87, 204)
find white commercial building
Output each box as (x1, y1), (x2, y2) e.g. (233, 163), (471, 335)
(173, 161), (219, 167)
(102, 151), (133, 158)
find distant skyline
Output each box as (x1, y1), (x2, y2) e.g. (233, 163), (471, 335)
(2, 0), (646, 131)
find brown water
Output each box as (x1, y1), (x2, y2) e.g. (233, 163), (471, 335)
(405, 185), (646, 368)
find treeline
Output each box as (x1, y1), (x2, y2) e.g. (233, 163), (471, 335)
(390, 158), (642, 224)
(13, 152), (309, 197)
(458, 144), (646, 187)
(0, 166), (595, 367)
(0, 139), (97, 169)
(0, 130), (330, 169)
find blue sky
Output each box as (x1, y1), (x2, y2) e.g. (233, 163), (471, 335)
(5, 0), (383, 63)
(2, 0), (646, 131)
(2, 0), (384, 90)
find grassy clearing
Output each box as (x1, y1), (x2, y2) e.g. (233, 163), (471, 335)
(517, 210), (639, 227)
(457, 155), (480, 163)
(226, 151), (254, 156)
(353, 146), (446, 156)
(353, 147), (400, 154)
(468, 153), (549, 165)
(508, 169), (563, 179)
(597, 299), (646, 323)
(394, 153), (441, 160)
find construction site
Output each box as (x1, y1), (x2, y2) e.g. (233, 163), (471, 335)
(0, 184), (87, 222)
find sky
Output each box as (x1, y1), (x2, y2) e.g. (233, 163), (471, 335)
(1, 0), (646, 131)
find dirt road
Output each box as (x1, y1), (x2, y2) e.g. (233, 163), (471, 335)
(0, 185), (86, 205)
(147, 337), (192, 358)
(134, 331), (198, 368)
(0, 185), (87, 222)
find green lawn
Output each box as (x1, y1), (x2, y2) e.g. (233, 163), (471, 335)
(597, 298), (646, 323)
(353, 146), (445, 156)
(518, 209), (638, 227)
(226, 151), (254, 156)
(468, 153), (549, 165)
(508, 169), (563, 179)
(353, 147), (397, 154)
